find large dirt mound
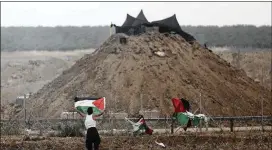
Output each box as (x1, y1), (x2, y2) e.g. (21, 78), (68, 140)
(27, 33), (271, 118)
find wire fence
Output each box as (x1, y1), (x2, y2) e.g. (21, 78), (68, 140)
(1, 110), (272, 150)
(1, 115), (272, 135)
(1, 92), (272, 149)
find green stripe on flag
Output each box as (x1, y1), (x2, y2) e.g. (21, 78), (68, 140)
(192, 116), (201, 126)
(176, 112), (190, 126)
(76, 106), (101, 115)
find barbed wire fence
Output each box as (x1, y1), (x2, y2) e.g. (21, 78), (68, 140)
(1, 92), (272, 149)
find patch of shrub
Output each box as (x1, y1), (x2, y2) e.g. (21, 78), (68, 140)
(55, 120), (85, 137)
(1, 120), (23, 135)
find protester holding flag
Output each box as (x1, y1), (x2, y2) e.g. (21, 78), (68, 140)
(74, 96), (106, 150)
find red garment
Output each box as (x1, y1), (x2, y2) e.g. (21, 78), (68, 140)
(145, 127), (153, 135)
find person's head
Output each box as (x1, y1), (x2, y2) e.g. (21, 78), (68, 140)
(87, 107), (93, 115)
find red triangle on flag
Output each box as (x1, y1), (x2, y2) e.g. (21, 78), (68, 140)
(172, 98), (185, 112)
(93, 97), (105, 110)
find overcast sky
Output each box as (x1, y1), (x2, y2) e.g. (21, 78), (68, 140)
(1, 2), (271, 27)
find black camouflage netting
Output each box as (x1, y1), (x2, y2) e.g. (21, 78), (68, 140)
(113, 10), (195, 42)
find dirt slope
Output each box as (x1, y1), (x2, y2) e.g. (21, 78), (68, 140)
(27, 33), (271, 118)
(215, 51), (271, 90)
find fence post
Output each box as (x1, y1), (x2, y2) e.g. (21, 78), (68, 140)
(230, 119), (234, 132)
(205, 118), (208, 131)
(199, 120), (203, 132)
(110, 112), (113, 135)
(171, 114), (174, 134)
(164, 116), (167, 132)
(261, 97), (264, 132)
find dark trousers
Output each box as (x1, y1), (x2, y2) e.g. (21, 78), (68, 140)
(86, 127), (101, 150)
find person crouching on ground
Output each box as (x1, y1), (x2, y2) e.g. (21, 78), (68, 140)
(78, 107), (104, 150)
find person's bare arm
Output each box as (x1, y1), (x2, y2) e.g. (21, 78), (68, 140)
(73, 108), (86, 118)
(78, 111), (86, 118)
(92, 111), (104, 120)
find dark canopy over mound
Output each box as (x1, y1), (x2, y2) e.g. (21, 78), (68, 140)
(114, 14), (136, 33)
(151, 14), (195, 42)
(122, 14), (136, 27)
(132, 10), (149, 27)
(151, 15), (181, 31)
(113, 10), (196, 42)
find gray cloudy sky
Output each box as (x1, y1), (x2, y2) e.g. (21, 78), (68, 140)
(1, 2), (271, 27)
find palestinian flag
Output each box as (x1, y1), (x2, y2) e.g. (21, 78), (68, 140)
(171, 98), (207, 129)
(125, 117), (153, 135)
(171, 98), (191, 113)
(171, 98), (192, 128)
(74, 97), (106, 115)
